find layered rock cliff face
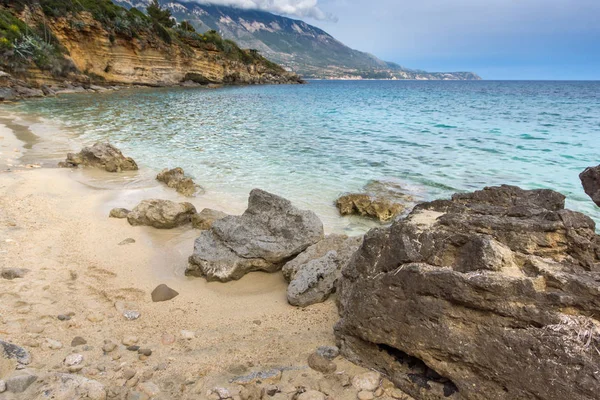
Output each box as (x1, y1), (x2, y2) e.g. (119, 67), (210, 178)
(335, 185), (600, 400)
(0, 3), (302, 92)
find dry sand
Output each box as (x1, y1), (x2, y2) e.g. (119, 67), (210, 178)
(0, 118), (397, 400)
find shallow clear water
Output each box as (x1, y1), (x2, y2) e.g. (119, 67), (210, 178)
(5, 80), (600, 232)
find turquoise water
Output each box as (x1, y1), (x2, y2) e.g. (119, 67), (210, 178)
(5, 80), (600, 231)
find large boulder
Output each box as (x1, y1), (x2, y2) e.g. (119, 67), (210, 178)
(156, 167), (201, 197)
(335, 185), (600, 400)
(187, 189), (324, 282)
(59, 142), (138, 172)
(283, 234), (362, 307)
(580, 165), (600, 206)
(127, 199), (196, 229)
(336, 180), (415, 222)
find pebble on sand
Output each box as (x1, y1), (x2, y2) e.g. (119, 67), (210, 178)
(151, 284), (179, 302)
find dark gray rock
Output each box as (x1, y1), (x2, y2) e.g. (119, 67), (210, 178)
(156, 167), (201, 197)
(127, 199), (196, 229)
(316, 346), (340, 360)
(0, 88), (16, 101)
(151, 284), (179, 302)
(580, 165), (600, 206)
(335, 185), (600, 400)
(187, 189), (324, 282)
(0, 340), (31, 366)
(283, 235), (362, 307)
(59, 142), (138, 172)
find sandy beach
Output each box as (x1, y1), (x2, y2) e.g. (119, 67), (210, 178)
(0, 116), (383, 400)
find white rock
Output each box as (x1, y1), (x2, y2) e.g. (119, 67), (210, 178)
(213, 387), (231, 399)
(64, 354), (84, 366)
(180, 330), (195, 340)
(46, 339), (63, 350)
(0, 379), (6, 393)
(352, 371), (381, 392)
(123, 310), (140, 320)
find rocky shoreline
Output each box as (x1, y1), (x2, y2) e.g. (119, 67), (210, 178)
(2, 135), (600, 400)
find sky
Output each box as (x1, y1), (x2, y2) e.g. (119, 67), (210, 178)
(195, 0), (600, 80)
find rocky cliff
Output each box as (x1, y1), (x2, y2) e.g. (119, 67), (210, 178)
(0, 1), (302, 96)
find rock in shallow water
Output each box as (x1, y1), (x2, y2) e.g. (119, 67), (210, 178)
(127, 199), (196, 229)
(157, 167), (201, 197)
(58, 142), (138, 172)
(580, 165), (600, 206)
(335, 185), (600, 400)
(187, 189), (324, 282)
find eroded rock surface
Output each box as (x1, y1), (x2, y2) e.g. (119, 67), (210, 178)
(335, 185), (600, 400)
(187, 189), (324, 282)
(580, 165), (600, 206)
(283, 234), (362, 307)
(156, 167), (201, 197)
(191, 208), (228, 230)
(59, 142), (138, 172)
(127, 199), (196, 229)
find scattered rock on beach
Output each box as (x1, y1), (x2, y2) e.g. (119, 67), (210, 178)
(308, 352), (337, 374)
(109, 208), (130, 219)
(156, 167), (201, 197)
(580, 165), (600, 206)
(283, 234), (362, 307)
(0, 340), (31, 366)
(118, 238), (136, 245)
(58, 142), (138, 172)
(151, 284), (179, 302)
(1, 268), (28, 280)
(127, 199), (196, 229)
(4, 371), (37, 393)
(187, 189), (324, 282)
(71, 337), (87, 347)
(191, 208), (228, 230)
(335, 185), (600, 400)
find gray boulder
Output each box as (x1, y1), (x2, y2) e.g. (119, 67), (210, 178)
(283, 234), (362, 307)
(59, 142), (138, 172)
(5, 372), (37, 393)
(335, 185), (600, 400)
(580, 165), (600, 206)
(187, 189), (324, 282)
(127, 199), (196, 229)
(191, 208), (228, 230)
(156, 167), (201, 197)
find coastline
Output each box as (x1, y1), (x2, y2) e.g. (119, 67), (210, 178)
(0, 114), (378, 399)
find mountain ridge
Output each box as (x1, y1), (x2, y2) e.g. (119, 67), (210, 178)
(114, 0), (481, 80)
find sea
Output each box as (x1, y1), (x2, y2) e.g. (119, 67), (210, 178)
(3, 80), (600, 233)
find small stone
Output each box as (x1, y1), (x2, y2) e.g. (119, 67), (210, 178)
(123, 310), (141, 320)
(180, 330), (195, 340)
(45, 339), (63, 350)
(110, 208), (131, 219)
(308, 352), (337, 374)
(297, 390), (326, 400)
(126, 376), (139, 387)
(5, 372), (37, 393)
(64, 353), (84, 366)
(374, 387), (384, 397)
(0, 380), (5, 393)
(122, 336), (138, 346)
(123, 369), (136, 380)
(138, 355), (148, 361)
(119, 238), (136, 245)
(161, 333), (175, 345)
(102, 341), (117, 353)
(316, 345), (340, 360)
(87, 313), (104, 323)
(58, 314), (71, 321)
(139, 381), (160, 397)
(141, 369), (153, 381)
(212, 387), (230, 399)
(127, 346), (140, 352)
(151, 284), (179, 302)
(352, 372), (381, 392)
(358, 391), (375, 400)
(0, 268), (28, 280)
(138, 348), (152, 356)
(265, 385), (279, 396)
(71, 337), (87, 347)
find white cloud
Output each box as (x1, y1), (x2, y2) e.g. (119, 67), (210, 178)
(192, 0), (334, 20)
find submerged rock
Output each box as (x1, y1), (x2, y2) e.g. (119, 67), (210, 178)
(127, 199), (196, 229)
(58, 142), (138, 172)
(156, 167), (201, 197)
(580, 165), (600, 206)
(191, 208), (228, 230)
(187, 189), (324, 282)
(335, 185), (600, 400)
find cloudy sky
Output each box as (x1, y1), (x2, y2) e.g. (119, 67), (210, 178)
(198, 0), (600, 79)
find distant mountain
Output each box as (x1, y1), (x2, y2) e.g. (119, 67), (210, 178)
(114, 0), (480, 80)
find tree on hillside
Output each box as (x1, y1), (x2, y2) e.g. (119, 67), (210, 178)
(179, 20), (195, 32)
(146, 0), (174, 28)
